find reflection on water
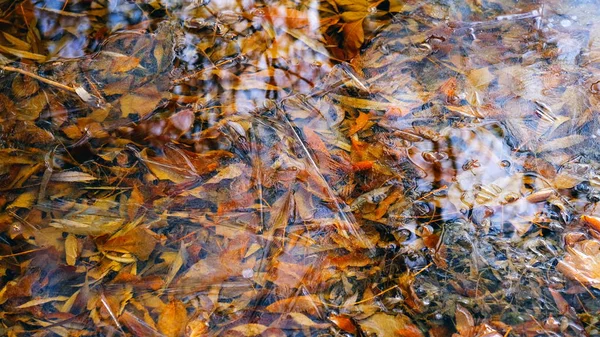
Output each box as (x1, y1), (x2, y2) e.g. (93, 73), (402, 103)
(1, 0), (600, 336)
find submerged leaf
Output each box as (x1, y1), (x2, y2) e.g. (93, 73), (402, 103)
(158, 300), (188, 337)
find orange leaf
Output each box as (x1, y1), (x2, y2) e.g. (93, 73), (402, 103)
(582, 215), (600, 232)
(373, 190), (401, 219)
(557, 239), (600, 289)
(330, 314), (357, 334)
(100, 227), (157, 261)
(158, 300), (188, 337)
(266, 295), (322, 316)
(111, 55), (141, 73)
(325, 252), (371, 268)
(352, 160), (374, 171)
(264, 7), (309, 29)
(396, 326), (425, 337)
(342, 19), (365, 56)
(348, 112), (370, 136)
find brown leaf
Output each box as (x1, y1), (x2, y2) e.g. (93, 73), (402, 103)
(138, 148), (198, 184)
(205, 163), (245, 184)
(119, 310), (164, 337)
(12, 74), (39, 98)
(120, 85), (162, 117)
(455, 304), (475, 335)
(18, 92), (48, 120)
(557, 239), (600, 289)
(178, 235), (252, 288)
(467, 67), (495, 92)
(50, 171), (97, 182)
(537, 135), (586, 152)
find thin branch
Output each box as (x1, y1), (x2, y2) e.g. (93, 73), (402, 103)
(0, 64), (77, 93)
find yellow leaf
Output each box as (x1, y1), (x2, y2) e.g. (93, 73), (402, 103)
(158, 300), (188, 337)
(227, 324), (269, 336)
(266, 295), (322, 316)
(16, 296), (69, 309)
(65, 234), (79, 266)
(2, 32), (31, 50)
(467, 67), (495, 91)
(359, 313), (423, 337)
(0, 45), (46, 61)
(205, 163), (245, 184)
(348, 112), (370, 136)
(8, 190), (36, 209)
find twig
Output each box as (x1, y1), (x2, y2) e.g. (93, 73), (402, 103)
(0, 64), (77, 93)
(351, 285), (399, 306)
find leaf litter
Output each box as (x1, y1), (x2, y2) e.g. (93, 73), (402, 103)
(1, 0), (600, 336)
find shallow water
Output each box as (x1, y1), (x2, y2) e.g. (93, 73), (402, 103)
(1, 0), (600, 336)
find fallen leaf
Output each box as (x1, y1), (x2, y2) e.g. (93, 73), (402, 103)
(65, 234), (79, 266)
(342, 20), (365, 55)
(205, 163), (245, 184)
(537, 135), (586, 152)
(359, 313), (423, 337)
(16, 296), (69, 309)
(348, 112), (370, 136)
(120, 85), (162, 117)
(99, 227), (157, 261)
(50, 171), (97, 182)
(467, 67), (495, 92)
(557, 239), (600, 289)
(266, 295), (323, 316)
(158, 300), (188, 337)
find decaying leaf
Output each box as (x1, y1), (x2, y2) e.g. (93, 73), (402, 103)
(557, 239), (600, 289)
(0, 0), (599, 336)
